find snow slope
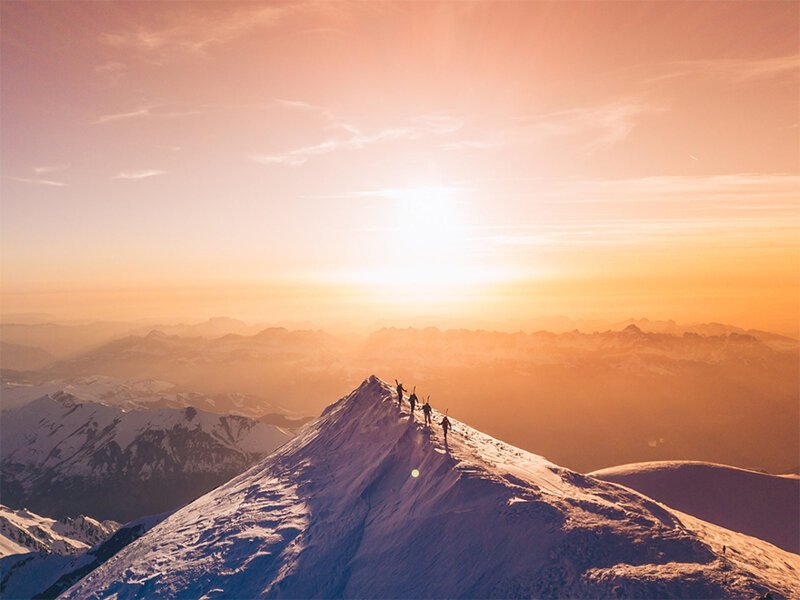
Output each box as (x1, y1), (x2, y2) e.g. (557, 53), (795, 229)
(65, 376), (799, 599)
(0, 511), (169, 599)
(0, 505), (118, 558)
(589, 461), (800, 554)
(1, 394), (294, 521)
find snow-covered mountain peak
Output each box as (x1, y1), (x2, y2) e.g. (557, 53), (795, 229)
(318, 373), (395, 419)
(48, 390), (82, 409)
(1, 395), (295, 522)
(66, 376), (799, 599)
(298, 375), (566, 496)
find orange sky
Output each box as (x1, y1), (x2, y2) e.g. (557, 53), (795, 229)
(1, 1), (798, 334)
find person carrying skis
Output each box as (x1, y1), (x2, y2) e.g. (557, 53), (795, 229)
(422, 397), (432, 425)
(408, 386), (418, 413)
(395, 380), (406, 407)
(441, 414), (451, 441)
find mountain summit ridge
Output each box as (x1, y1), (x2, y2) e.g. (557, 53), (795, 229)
(65, 376), (799, 599)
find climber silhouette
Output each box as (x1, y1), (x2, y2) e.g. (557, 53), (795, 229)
(422, 397), (432, 425)
(395, 380), (406, 407)
(441, 415), (451, 442)
(409, 386), (418, 413)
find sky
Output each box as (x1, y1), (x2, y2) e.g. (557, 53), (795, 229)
(1, 1), (798, 334)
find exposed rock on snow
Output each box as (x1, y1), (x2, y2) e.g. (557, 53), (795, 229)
(64, 377), (799, 599)
(0, 504), (118, 558)
(0, 511), (168, 599)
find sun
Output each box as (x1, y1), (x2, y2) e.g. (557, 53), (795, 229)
(380, 186), (470, 287)
(337, 184), (503, 303)
(392, 186), (461, 254)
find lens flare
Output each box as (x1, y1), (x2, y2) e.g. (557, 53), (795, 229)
(411, 468), (420, 478)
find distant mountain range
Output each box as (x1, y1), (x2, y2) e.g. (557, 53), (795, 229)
(2, 322), (796, 474)
(0, 341), (54, 371)
(1, 316), (794, 367)
(0, 317), (320, 362)
(0, 374), (303, 419)
(0, 393), (294, 522)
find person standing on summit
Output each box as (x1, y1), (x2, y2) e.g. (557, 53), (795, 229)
(408, 386), (418, 413)
(395, 380), (406, 407)
(422, 397), (432, 425)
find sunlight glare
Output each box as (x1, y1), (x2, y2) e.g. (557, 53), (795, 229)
(378, 186), (471, 288)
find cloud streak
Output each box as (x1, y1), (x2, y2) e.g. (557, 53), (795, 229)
(114, 170), (165, 180)
(552, 173), (800, 204)
(6, 176), (67, 187)
(254, 112), (463, 166)
(93, 107), (152, 124)
(444, 100), (664, 154)
(93, 106), (203, 125)
(468, 173), (800, 251)
(520, 102), (665, 150)
(100, 4), (301, 60)
(302, 185), (468, 201)
(33, 164), (69, 175)
(647, 54), (800, 84)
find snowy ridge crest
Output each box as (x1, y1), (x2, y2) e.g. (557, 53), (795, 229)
(65, 376), (799, 599)
(0, 505), (118, 558)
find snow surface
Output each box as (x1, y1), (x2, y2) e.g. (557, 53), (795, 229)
(0, 511), (169, 599)
(65, 377), (799, 599)
(0, 504), (118, 558)
(0, 532), (27, 558)
(589, 460), (800, 554)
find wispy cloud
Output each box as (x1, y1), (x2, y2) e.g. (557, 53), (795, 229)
(254, 112), (463, 166)
(647, 54), (800, 84)
(254, 131), (403, 167)
(444, 101), (663, 154)
(518, 101), (665, 150)
(95, 61), (127, 73)
(93, 105), (203, 125)
(554, 173), (800, 204)
(6, 176), (67, 187)
(93, 107), (151, 124)
(468, 173), (800, 250)
(101, 4), (300, 60)
(442, 140), (501, 151)
(271, 98), (332, 115)
(457, 173), (800, 209)
(257, 99), (653, 164)
(95, 61), (128, 86)
(482, 218), (800, 252)
(302, 185), (468, 201)
(6, 165), (70, 186)
(32, 164), (69, 175)
(114, 170), (165, 180)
